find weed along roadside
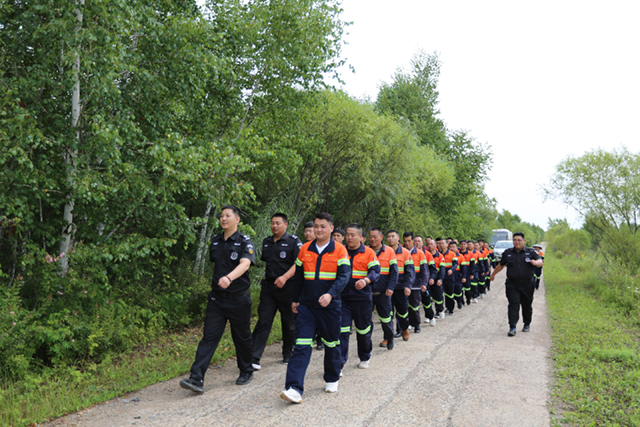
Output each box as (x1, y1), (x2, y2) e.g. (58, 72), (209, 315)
(545, 252), (640, 426)
(0, 288), (283, 427)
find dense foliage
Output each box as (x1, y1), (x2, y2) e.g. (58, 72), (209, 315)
(1, 0), (496, 384)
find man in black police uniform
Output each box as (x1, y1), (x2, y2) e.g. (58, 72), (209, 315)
(490, 232), (543, 337)
(180, 205), (256, 394)
(251, 213), (303, 370)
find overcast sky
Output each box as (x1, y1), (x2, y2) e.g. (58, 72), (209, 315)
(333, 0), (640, 230)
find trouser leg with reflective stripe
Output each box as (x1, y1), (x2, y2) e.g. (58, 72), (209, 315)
(345, 298), (373, 362)
(478, 274), (486, 294)
(420, 291), (434, 320)
(485, 275), (491, 291)
(443, 279), (455, 313)
(454, 282), (463, 305)
(373, 293), (394, 343)
(285, 304), (341, 394)
(392, 289), (410, 332)
(463, 282), (473, 304)
(429, 283), (444, 314)
(407, 289), (422, 328)
(471, 280), (478, 298)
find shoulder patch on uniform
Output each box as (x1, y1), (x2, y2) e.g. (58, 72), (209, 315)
(243, 234), (251, 241)
(290, 234), (299, 240)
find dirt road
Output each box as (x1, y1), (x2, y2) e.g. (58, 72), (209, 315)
(46, 268), (551, 427)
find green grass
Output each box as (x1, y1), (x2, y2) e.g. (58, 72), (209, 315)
(545, 252), (640, 426)
(0, 287), (283, 427)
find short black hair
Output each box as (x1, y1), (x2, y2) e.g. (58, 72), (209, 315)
(304, 221), (314, 229)
(315, 212), (334, 225)
(387, 229), (399, 236)
(369, 227), (383, 235)
(333, 227), (346, 237)
(271, 212), (288, 222)
(478, 239), (484, 243)
(448, 240), (457, 246)
(435, 237), (444, 242)
(403, 231), (413, 239)
(514, 232), (525, 239)
(221, 204), (241, 218)
(467, 239), (474, 243)
(415, 235), (423, 240)
(346, 223), (362, 236)
(460, 239), (467, 243)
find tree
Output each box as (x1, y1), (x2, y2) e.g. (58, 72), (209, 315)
(546, 147), (640, 270)
(545, 147), (640, 235)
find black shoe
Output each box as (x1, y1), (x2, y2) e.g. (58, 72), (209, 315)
(414, 326), (421, 334)
(387, 339), (395, 350)
(236, 372), (253, 385)
(283, 355), (291, 364)
(180, 378), (204, 394)
(316, 342), (324, 350)
(457, 301), (463, 309)
(508, 328), (516, 337)
(522, 325), (530, 332)
(393, 332), (402, 338)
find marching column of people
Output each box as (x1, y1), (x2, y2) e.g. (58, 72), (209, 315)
(179, 206), (544, 403)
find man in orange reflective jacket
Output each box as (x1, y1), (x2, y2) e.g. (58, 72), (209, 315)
(369, 227), (398, 350)
(387, 229), (414, 341)
(281, 212), (350, 403)
(340, 223), (380, 370)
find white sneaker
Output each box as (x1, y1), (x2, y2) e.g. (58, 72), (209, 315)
(357, 360), (370, 369)
(280, 388), (302, 403)
(252, 363), (262, 371)
(430, 317), (436, 327)
(480, 293), (485, 299)
(339, 370), (343, 377)
(325, 381), (338, 393)
(440, 311), (446, 319)
(472, 298), (478, 303)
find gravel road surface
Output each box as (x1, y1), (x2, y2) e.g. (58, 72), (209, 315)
(45, 268), (551, 427)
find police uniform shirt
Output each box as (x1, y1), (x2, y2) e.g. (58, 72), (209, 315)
(261, 232), (303, 282)
(209, 231), (256, 293)
(499, 246), (541, 283)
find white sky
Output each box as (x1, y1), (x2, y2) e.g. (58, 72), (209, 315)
(333, 0), (640, 230)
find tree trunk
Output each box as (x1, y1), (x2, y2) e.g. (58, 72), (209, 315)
(60, 0), (84, 273)
(193, 201), (215, 275)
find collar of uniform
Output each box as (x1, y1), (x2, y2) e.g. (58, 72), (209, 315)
(368, 243), (386, 253)
(308, 238), (336, 254)
(394, 245), (403, 255)
(223, 230), (241, 242)
(349, 243), (365, 254)
(266, 232), (289, 243)
(405, 246), (417, 254)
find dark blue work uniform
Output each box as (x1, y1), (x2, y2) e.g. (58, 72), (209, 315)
(500, 246), (541, 328)
(251, 232), (302, 364)
(188, 231), (255, 384)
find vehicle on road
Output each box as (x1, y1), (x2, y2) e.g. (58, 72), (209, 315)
(493, 240), (514, 261)
(490, 229), (513, 247)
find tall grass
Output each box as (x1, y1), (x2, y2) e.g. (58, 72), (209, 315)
(0, 289), (282, 427)
(545, 252), (640, 426)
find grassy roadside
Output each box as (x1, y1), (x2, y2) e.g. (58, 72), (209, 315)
(0, 293), (284, 427)
(545, 252), (640, 426)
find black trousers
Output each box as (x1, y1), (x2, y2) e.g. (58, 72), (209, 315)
(372, 292), (394, 343)
(392, 289), (410, 332)
(505, 281), (535, 328)
(190, 291), (253, 382)
(252, 282), (296, 363)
